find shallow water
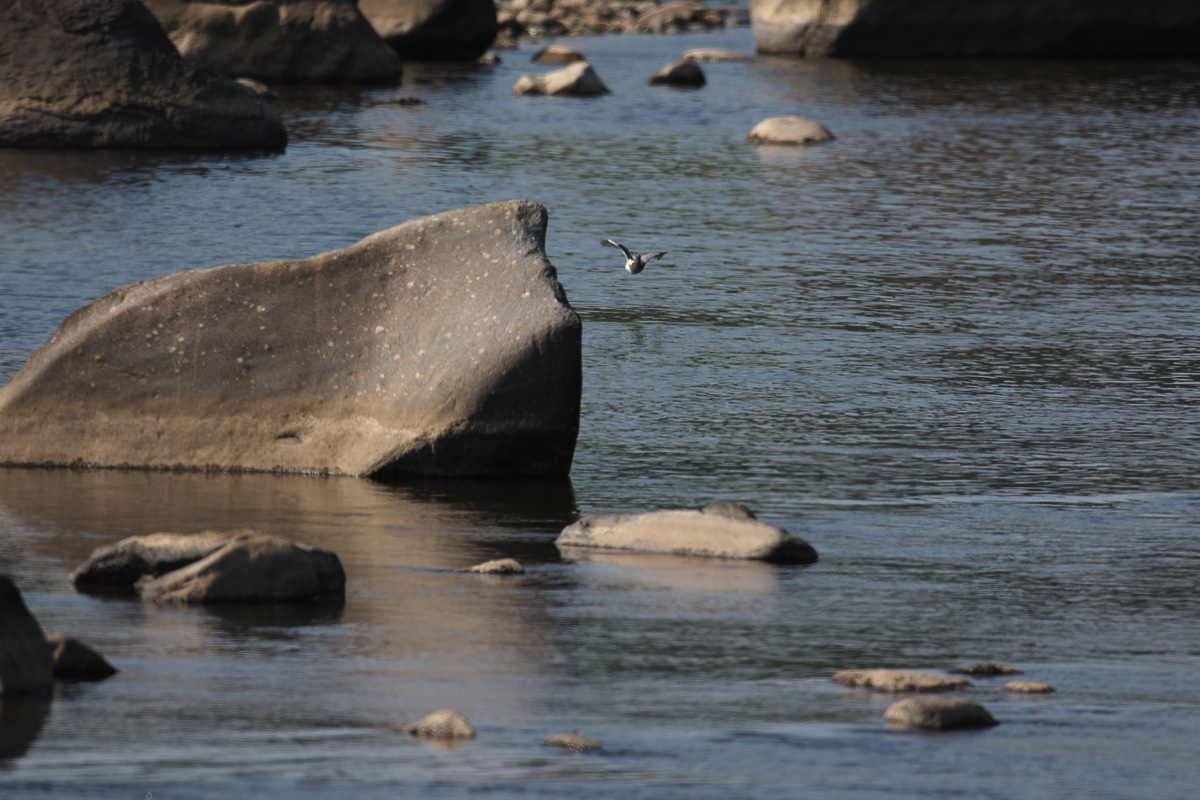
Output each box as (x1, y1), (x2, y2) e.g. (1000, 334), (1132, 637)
(2, 27), (1199, 799)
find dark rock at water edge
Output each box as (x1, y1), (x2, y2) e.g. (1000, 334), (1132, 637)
(0, 201), (581, 478)
(360, 0), (498, 61)
(70, 531), (238, 591)
(648, 60), (706, 86)
(0, 0), (286, 149)
(46, 633), (118, 681)
(143, 0), (402, 85)
(0, 577), (53, 695)
(750, 0), (1200, 58)
(883, 697), (998, 731)
(953, 662), (1023, 676)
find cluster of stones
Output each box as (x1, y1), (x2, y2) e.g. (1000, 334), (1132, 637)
(496, 0), (748, 43)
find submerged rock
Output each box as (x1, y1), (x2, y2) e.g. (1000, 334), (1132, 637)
(833, 669), (969, 693)
(360, 0), (498, 61)
(461, 558), (525, 574)
(532, 44), (586, 64)
(0, 0), (286, 150)
(0, 577), (53, 695)
(144, 0), (402, 85)
(883, 697), (998, 730)
(543, 731), (602, 751)
(747, 116), (834, 146)
(46, 634), (118, 681)
(648, 60), (706, 86)
(556, 506), (817, 563)
(403, 709), (476, 739)
(1004, 680), (1055, 693)
(513, 62), (611, 96)
(0, 201), (581, 478)
(953, 663), (1023, 676)
(682, 47), (751, 62)
(70, 532), (239, 591)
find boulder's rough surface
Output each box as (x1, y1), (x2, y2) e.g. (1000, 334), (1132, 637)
(46, 633), (118, 681)
(0, 201), (582, 478)
(404, 709), (476, 738)
(883, 697), (998, 730)
(462, 558), (525, 574)
(648, 60), (706, 86)
(0, 577), (53, 695)
(543, 731), (602, 751)
(496, 0), (747, 39)
(953, 663), (1023, 676)
(144, 0), (402, 84)
(70, 532), (238, 590)
(683, 47), (751, 62)
(0, 0), (286, 149)
(360, 0), (497, 61)
(513, 62), (611, 96)
(750, 0), (1200, 58)
(137, 535), (345, 604)
(532, 44), (586, 63)
(747, 116), (834, 146)
(833, 669), (969, 692)
(1004, 680), (1055, 693)
(557, 507), (818, 563)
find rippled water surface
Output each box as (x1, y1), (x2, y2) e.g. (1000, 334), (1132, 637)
(2, 28), (1199, 799)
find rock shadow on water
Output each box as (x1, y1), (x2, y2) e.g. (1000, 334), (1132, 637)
(0, 695), (52, 762)
(202, 598), (347, 634)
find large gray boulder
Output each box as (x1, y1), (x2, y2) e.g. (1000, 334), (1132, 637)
(0, 577), (53, 695)
(556, 504), (818, 563)
(143, 0), (402, 84)
(750, 0), (1200, 58)
(0, 201), (582, 478)
(359, 0), (497, 61)
(0, 0), (286, 149)
(69, 531), (241, 591)
(137, 535), (345, 603)
(883, 697), (998, 730)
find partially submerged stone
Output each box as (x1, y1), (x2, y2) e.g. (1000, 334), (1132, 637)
(953, 663), (1023, 676)
(883, 697), (998, 731)
(46, 633), (117, 681)
(403, 709), (476, 739)
(0, 577), (53, 695)
(682, 48), (751, 62)
(137, 536), (345, 604)
(0, 201), (582, 478)
(832, 669), (969, 693)
(532, 44), (586, 64)
(0, 0), (286, 149)
(513, 62), (611, 97)
(462, 558), (525, 574)
(556, 506), (817, 564)
(1004, 680), (1055, 694)
(543, 731), (601, 751)
(747, 116), (834, 146)
(360, 0), (498, 61)
(70, 532), (239, 591)
(648, 60), (706, 87)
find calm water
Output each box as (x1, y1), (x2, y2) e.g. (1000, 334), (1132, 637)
(2, 27), (1200, 799)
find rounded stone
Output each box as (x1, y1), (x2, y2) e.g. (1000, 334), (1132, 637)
(747, 116), (834, 146)
(462, 558), (525, 574)
(648, 60), (706, 86)
(532, 44), (585, 63)
(1004, 680), (1055, 693)
(543, 731), (602, 751)
(883, 697), (998, 731)
(832, 669), (970, 692)
(403, 709), (476, 739)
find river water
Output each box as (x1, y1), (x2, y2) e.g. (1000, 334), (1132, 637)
(2, 27), (1199, 799)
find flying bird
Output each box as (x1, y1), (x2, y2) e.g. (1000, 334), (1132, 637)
(601, 239), (666, 275)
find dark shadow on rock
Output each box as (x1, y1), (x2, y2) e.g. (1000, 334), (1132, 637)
(0, 695), (52, 761)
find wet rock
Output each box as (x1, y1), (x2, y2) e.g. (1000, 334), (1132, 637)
(360, 0), (498, 61)
(404, 709), (476, 739)
(749, 0), (1200, 58)
(70, 532), (239, 592)
(883, 697), (998, 730)
(236, 78), (278, 99)
(832, 669), (969, 693)
(137, 535), (345, 604)
(0, 0), (286, 150)
(953, 663), (1023, 676)
(1004, 680), (1055, 693)
(543, 731), (602, 751)
(682, 47), (750, 62)
(513, 62), (611, 96)
(143, 0), (402, 84)
(462, 558), (525, 574)
(747, 116), (834, 146)
(557, 506), (818, 563)
(477, 53), (502, 64)
(532, 44), (586, 63)
(45, 634), (117, 681)
(0, 201), (581, 478)
(0, 577), (53, 695)
(648, 60), (706, 86)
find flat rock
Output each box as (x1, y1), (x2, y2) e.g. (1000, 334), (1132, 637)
(648, 60), (706, 86)
(0, 577), (53, 695)
(883, 697), (998, 730)
(832, 669), (969, 693)
(1004, 680), (1055, 693)
(45, 633), (117, 681)
(360, 0), (498, 61)
(70, 531), (240, 591)
(144, 0), (402, 85)
(462, 558), (525, 574)
(513, 62), (611, 96)
(556, 506), (817, 564)
(0, 201), (582, 478)
(543, 731), (601, 751)
(532, 44), (585, 63)
(682, 47), (751, 62)
(0, 0), (286, 149)
(403, 709), (476, 739)
(953, 663), (1023, 676)
(136, 535), (346, 604)
(747, 116), (834, 146)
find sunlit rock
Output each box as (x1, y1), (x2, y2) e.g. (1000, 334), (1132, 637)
(403, 709), (476, 739)
(747, 116), (834, 146)
(46, 633), (118, 681)
(682, 48), (751, 62)
(543, 731), (601, 751)
(1004, 680), (1055, 693)
(513, 62), (611, 96)
(648, 60), (706, 87)
(70, 532), (240, 592)
(360, 0), (498, 61)
(883, 697), (998, 730)
(461, 558), (525, 574)
(0, 577), (53, 695)
(532, 44), (586, 64)
(833, 669), (969, 692)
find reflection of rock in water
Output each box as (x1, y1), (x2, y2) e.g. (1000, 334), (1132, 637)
(0, 695), (51, 760)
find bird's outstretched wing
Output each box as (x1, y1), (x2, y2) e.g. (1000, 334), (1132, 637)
(642, 252), (667, 262)
(601, 239), (632, 259)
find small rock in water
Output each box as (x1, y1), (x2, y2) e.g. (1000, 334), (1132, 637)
(403, 709), (476, 739)
(833, 669), (969, 692)
(682, 48), (751, 63)
(477, 53), (501, 65)
(543, 731), (602, 751)
(747, 116), (835, 146)
(462, 558), (525, 574)
(69, 531), (241, 592)
(953, 663), (1023, 676)
(513, 62), (610, 96)
(532, 44), (585, 64)
(883, 697), (998, 731)
(648, 60), (706, 87)
(46, 634), (117, 681)
(1004, 680), (1055, 693)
